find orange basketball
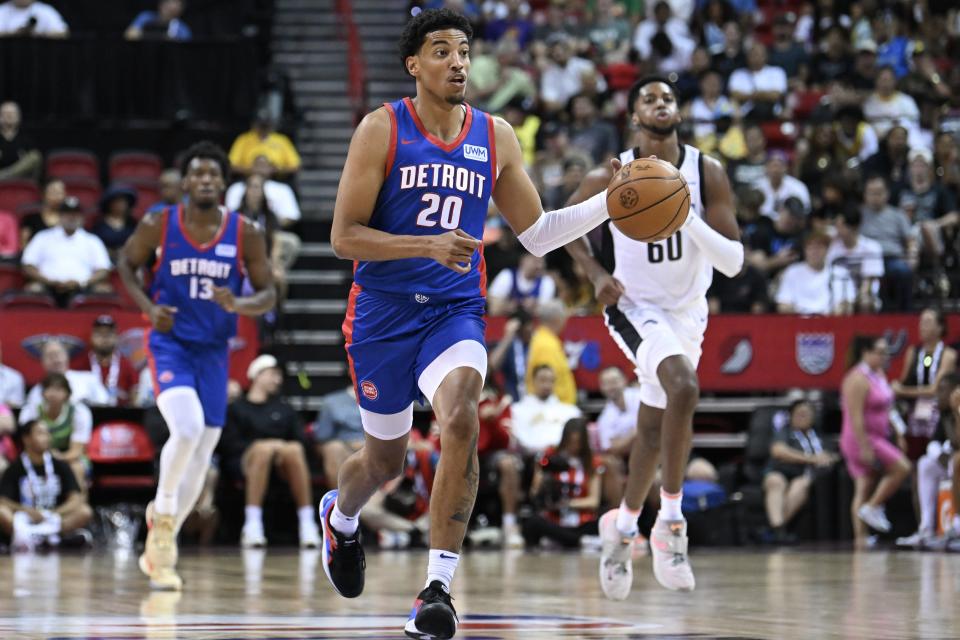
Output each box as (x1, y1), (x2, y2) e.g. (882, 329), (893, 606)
(606, 158), (690, 243)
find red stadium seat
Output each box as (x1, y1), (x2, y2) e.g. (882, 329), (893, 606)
(125, 178), (161, 219)
(88, 421), (156, 492)
(109, 151), (163, 182)
(792, 90), (826, 121)
(108, 270), (140, 310)
(0, 210), (18, 257)
(61, 176), (102, 212)
(0, 179), (41, 213)
(68, 294), (126, 312)
(46, 149), (100, 181)
(0, 292), (56, 309)
(0, 262), (23, 293)
(15, 202), (41, 219)
(761, 121), (798, 150)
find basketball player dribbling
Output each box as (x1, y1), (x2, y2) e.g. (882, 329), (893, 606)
(565, 77), (744, 598)
(322, 8), (617, 639)
(118, 142), (276, 590)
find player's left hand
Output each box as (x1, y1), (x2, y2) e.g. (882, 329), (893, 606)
(609, 158), (622, 173)
(212, 286), (236, 312)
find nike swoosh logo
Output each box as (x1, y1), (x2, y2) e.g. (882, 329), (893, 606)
(439, 553), (457, 559)
(401, 139), (416, 144)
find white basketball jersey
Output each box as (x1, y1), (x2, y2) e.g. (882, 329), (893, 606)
(611, 144), (712, 311)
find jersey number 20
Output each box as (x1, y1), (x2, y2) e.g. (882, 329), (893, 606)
(647, 232), (682, 263)
(189, 276), (214, 300)
(416, 193), (463, 230)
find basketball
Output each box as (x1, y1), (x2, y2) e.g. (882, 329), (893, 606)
(606, 158), (691, 242)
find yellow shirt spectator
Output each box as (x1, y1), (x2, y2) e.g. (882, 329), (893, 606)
(526, 325), (576, 405)
(229, 129), (301, 175)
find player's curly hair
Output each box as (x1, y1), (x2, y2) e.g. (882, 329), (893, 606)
(180, 140), (230, 178)
(398, 8), (473, 77)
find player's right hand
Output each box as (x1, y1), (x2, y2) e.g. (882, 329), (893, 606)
(150, 305), (178, 332)
(430, 229), (481, 274)
(591, 273), (625, 306)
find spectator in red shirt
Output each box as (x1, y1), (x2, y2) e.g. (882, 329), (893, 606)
(84, 315), (137, 407)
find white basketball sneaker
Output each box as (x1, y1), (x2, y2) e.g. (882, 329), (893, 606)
(598, 509), (634, 601)
(650, 517), (695, 592)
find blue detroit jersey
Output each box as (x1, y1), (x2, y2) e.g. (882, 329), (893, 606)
(149, 205), (245, 345)
(353, 97), (497, 301)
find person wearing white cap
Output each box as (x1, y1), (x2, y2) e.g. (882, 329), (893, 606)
(221, 354), (319, 549)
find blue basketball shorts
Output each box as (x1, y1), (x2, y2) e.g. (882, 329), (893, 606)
(343, 286), (488, 439)
(146, 331), (231, 427)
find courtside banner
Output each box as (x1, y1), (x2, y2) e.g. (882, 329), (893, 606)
(0, 310), (260, 387)
(485, 314), (960, 392)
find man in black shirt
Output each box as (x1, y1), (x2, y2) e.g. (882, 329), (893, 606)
(222, 354), (319, 549)
(0, 420), (92, 550)
(0, 101), (41, 181)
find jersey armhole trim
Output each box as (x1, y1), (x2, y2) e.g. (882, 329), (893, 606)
(487, 114), (498, 195)
(698, 152), (708, 210)
(151, 208), (170, 274)
(384, 103), (398, 178)
(235, 212), (246, 276)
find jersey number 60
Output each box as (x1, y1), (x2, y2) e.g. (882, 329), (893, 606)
(416, 193), (463, 230)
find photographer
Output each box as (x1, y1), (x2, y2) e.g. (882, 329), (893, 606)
(521, 419), (602, 549)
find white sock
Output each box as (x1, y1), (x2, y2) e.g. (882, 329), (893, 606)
(330, 501), (359, 536)
(245, 506), (263, 528)
(298, 505), (315, 526)
(615, 500), (641, 537)
(502, 513), (517, 528)
(426, 549), (459, 592)
(659, 489), (683, 521)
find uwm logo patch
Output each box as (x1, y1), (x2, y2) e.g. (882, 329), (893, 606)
(463, 144), (488, 162)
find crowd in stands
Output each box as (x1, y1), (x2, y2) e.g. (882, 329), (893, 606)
(409, 0), (960, 316)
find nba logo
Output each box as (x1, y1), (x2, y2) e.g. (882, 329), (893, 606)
(360, 380), (379, 401)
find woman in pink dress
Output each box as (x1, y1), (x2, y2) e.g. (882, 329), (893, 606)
(840, 335), (912, 548)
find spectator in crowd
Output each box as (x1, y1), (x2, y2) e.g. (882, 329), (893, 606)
(727, 124), (769, 192)
(872, 12), (911, 79)
(526, 300), (576, 405)
(511, 365), (581, 456)
(229, 109), (302, 179)
(501, 98), (540, 169)
(532, 122), (592, 198)
(313, 385), (365, 490)
(0, 421), (92, 551)
(21, 198), (112, 307)
(19, 179), (65, 249)
(146, 169), (183, 214)
(473, 374), (519, 548)
(711, 20), (746, 79)
(763, 400), (838, 544)
(685, 69), (737, 145)
(225, 156), (301, 228)
(521, 418), (602, 549)
(0, 339), (25, 408)
(567, 93), (619, 165)
(582, 0), (631, 62)
(595, 366), (640, 504)
(758, 152), (811, 219)
(466, 38), (536, 113)
(827, 207), (884, 313)
(794, 123), (844, 200)
(125, 0), (192, 41)
(233, 174), (289, 301)
(862, 125), (911, 196)
(0, 0), (67, 37)
(0, 401), (13, 476)
(483, 0), (534, 48)
(707, 263), (770, 313)
(543, 156), (589, 211)
(0, 101), (40, 181)
(633, 1), (696, 74)
(850, 40), (879, 92)
(692, 0), (733, 56)
(811, 26), (852, 86)
(860, 175), (916, 311)
(673, 46), (712, 104)
(768, 14), (809, 82)
(91, 185), (138, 263)
(899, 148), (959, 263)
(776, 230), (855, 315)
(538, 33), (606, 115)
(18, 373), (93, 491)
(892, 309), (957, 462)
(745, 196), (804, 276)
(729, 43), (789, 120)
(488, 252), (557, 317)
(221, 355), (319, 549)
(22, 339), (108, 409)
(863, 67), (920, 141)
(833, 105), (879, 162)
(896, 373), (960, 549)
(933, 131), (960, 194)
(82, 315), (138, 408)
(841, 336), (911, 549)
(487, 309), (534, 402)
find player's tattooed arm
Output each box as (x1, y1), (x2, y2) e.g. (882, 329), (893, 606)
(213, 217), (276, 315)
(118, 211), (178, 332)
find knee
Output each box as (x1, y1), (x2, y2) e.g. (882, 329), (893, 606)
(897, 457), (913, 477)
(322, 440), (348, 460)
(763, 472), (786, 492)
(246, 442), (275, 467)
(281, 441), (306, 461)
(497, 454), (520, 478)
(663, 372), (699, 410)
(76, 504), (93, 527)
(441, 401), (479, 443)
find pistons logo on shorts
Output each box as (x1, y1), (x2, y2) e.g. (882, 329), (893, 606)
(158, 371), (175, 383)
(360, 380), (379, 401)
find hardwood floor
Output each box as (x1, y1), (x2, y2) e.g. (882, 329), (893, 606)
(0, 547), (957, 639)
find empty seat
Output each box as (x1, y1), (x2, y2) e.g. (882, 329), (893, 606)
(46, 149), (100, 181)
(61, 176), (102, 212)
(109, 151), (163, 182)
(68, 294), (126, 312)
(0, 292), (56, 309)
(0, 211), (18, 257)
(0, 179), (41, 213)
(0, 262), (23, 293)
(125, 178), (161, 219)
(88, 421), (156, 492)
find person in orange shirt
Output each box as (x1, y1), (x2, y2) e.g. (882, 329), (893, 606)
(525, 299), (576, 404)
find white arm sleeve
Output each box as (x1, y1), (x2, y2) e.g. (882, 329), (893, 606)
(682, 214), (744, 277)
(515, 191), (608, 257)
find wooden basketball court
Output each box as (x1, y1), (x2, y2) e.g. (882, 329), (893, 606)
(0, 548), (957, 639)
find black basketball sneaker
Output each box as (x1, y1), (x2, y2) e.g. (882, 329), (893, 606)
(404, 580), (458, 639)
(319, 490), (365, 598)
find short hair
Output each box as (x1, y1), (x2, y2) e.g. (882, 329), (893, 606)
(41, 372), (71, 395)
(180, 140), (229, 179)
(17, 420), (40, 441)
(789, 399), (812, 415)
(532, 364), (554, 378)
(397, 8), (473, 76)
(837, 206), (862, 229)
(864, 174), (888, 189)
(627, 76), (676, 114)
(803, 229), (832, 247)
